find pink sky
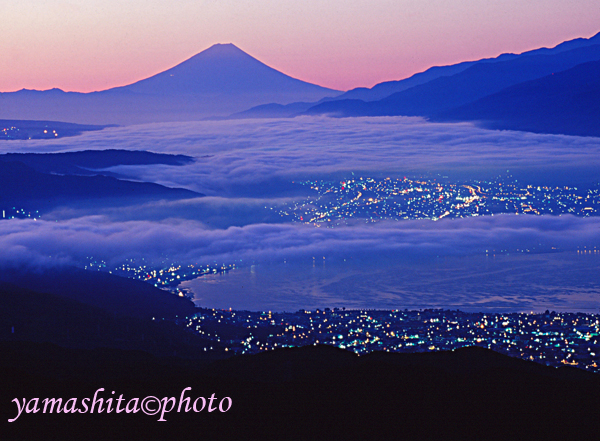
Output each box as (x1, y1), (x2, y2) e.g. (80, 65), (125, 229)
(1, 1), (599, 93)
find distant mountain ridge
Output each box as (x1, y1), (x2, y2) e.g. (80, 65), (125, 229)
(337, 31), (600, 102)
(0, 44), (341, 125)
(3, 33), (600, 136)
(434, 59), (600, 137)
(233, 31), (600, 137)
(304, 41), (600, 118)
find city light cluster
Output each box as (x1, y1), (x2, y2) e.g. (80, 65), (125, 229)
(277, 175), (600, 225)
(183, 307), (600, 372)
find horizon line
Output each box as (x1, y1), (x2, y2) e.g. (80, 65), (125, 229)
(2, 30), (599, 95)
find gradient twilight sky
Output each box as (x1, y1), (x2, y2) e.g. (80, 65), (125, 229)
(2, 1), (599, 93)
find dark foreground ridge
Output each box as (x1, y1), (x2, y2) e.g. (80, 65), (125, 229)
(2, 341), (599, 440)
(0, 266), (197, 320)
(1, 276), (599, 439)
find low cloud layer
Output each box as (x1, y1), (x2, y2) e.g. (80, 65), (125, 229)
(46, 196), (288, 228)
(4, 116), (600, 196)
(1, 214), (598, 270)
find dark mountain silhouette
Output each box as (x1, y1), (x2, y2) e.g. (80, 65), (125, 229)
(2, 340), (599, 440)
(0, 44), (341, 125)
(1, 149), (194, 176)
(434, 60), (600, 137)
(0, 281), (211, 357)
(2, 264), (598, 438)
(231, 31), (600, 120)
(304, 42), (600, 118)
(117, 44), (336, 98)
(337, 30), (600, 102)
(0, 266), (196, 319)
(0, 160), (201, 210)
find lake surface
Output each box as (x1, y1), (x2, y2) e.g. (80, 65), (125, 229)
(181, 251), (600, 313)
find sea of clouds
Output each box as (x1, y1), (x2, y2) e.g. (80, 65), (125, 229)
(2, 116), (600, 310)
(7, 116), (600, 195)
(1, 213), (599, 269)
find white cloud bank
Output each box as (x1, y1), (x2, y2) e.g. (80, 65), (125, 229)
(3, 116), (600, 196)
(1, 214), (598, 269)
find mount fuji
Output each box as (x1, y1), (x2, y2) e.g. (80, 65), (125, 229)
(0, 44), (341, 125)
